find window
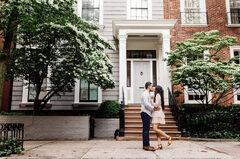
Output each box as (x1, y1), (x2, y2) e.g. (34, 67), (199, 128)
(22, 78), (50, 103)
(127, 50), (156, 59)
(180, 0), (207, 25)
(184, 50), (211, 103)
(28, 78), (48, 102)
(80, 79), (98, 102)
(82, 0), (100, 23)
(78, 0), (103, 25)
(230, 0), (240, 24)
(230, 46), (240, 103)
(127, 0), (152, 20)
(127, 61), (131, 87)
(152, 61), (157, 86)
(130, 0), (148, 20)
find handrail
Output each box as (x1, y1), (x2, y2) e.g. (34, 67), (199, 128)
(168, 88), (187, 137)
(114, 87), (125, 138)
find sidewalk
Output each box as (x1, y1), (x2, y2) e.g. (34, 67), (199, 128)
(5, 140), (240, 159)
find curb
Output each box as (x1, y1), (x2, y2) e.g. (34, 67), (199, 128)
(188, 138), (238, 142)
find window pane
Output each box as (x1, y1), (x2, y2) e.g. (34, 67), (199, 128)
(136, 0), (142, 8)
(152, 61), (157, 86)
(130, 0), (148, 20)
(234, 50), (240, 64)
(28, 78), (47, 102)
(188, 95), (193, 100)
(185, 0), (200, 9)
(131, 0), (137, 8)
(82, 0), (99, 23)
(93, 0), (99, 8)
(127, 61), (131, 87)
(131, 9), (137, 19)
(142, 0), (148, 8)
(89, 84), (98, 100)
(83, 0), (89, 8)
(80, 80), (89, 100)
(127, 50), (156, 59)
(39, 78), (47, 100)
(28, 84), (35, 102)
(230, 0), (240, 8)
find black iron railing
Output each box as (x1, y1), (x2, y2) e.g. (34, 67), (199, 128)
(0, 123), (24, 148)
(227, 12), (240, 24)
(186, 112), (240, 138)
(168, 88), (187, 137)
(114, 87), (125, 138)
(180, 12), (208, 25)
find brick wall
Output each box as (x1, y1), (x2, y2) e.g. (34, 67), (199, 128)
(164, 0), (240, 105)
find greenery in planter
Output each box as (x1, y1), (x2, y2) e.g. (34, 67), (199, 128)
(0, 111), (25, 116)
(96, 100), (120, 118)
(0, 138), (23, 157)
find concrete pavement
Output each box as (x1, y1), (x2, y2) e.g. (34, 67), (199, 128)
(4, 140), (240, 159)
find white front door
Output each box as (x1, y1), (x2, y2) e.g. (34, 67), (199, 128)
(133, 61), (151, 103)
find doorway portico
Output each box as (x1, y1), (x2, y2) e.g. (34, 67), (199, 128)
(112, 20), (177, 105)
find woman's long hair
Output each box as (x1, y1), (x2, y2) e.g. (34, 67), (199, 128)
(154, 85), (165, 110)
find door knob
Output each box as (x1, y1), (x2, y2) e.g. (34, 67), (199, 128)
(139, 87), (144, 89)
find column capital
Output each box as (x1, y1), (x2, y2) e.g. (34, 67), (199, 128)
(162, 34), (171, 41)
(118, 34), (128, 41)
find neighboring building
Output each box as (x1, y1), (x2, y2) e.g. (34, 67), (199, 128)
(164, 0), (240, 105)
(0, 34), (12, 112)
(9, 0), (240, 112)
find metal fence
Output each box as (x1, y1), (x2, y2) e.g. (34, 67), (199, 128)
(168, 88), (187, 137)
(0, 123), (24, 148)
(186, 112), (240, 138)
(180, 12), (208, 25)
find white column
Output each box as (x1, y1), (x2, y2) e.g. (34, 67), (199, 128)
(118, 34), (128, 104)
(162, 32), (171, 105)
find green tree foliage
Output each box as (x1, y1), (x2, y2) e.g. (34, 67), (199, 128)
(166, 30), (240, 107)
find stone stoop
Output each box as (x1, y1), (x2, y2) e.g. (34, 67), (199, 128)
(117, 105), (183, 141)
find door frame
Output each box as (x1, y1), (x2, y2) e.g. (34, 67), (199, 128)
(126, 58), (158, 104)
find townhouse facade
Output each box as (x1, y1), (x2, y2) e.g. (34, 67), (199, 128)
(2, 0), (240, 112)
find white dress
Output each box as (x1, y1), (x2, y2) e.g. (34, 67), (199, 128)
(151, 94), (166, 124)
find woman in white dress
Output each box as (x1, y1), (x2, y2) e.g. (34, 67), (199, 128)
(151, 85), (172, 150)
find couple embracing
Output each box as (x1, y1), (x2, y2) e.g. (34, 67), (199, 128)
(141, 82), (172, 151)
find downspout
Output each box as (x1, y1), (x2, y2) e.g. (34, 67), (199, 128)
(168, 0), (170, 19)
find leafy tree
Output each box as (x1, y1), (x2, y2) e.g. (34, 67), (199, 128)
(166, 30), (240, 108)
(1, 0), (115, 113)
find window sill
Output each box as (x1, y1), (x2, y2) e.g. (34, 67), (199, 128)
(227, 24), (240, 27)
(19, 103), (52, 108)
(181, 24), (208, 27)
(72, 102), (100, 110)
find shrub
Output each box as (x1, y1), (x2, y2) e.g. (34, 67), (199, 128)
(0, 112), (25, 116)
(185, 105), (240, 139)
(96, 100), (120, 118)
(0, 138), (23, 157)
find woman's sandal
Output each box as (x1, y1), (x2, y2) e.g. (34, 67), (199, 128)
(155, 144), (163, 150)
(167, 136), (172, 146)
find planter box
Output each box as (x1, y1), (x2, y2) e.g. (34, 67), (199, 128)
(0, 115), (90, 140)
(94, 118), (119, 138)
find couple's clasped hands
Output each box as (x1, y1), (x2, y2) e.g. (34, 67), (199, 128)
(150, 95), (161, 111)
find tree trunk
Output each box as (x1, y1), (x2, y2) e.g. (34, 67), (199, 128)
(0, 61), (8, 111)
(0, 3), (18, 111)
